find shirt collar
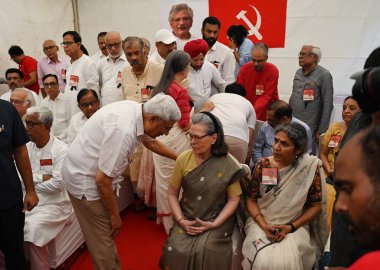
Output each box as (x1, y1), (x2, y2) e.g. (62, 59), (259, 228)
(47, 55), (62, 64)
(106, 53), (127, 63)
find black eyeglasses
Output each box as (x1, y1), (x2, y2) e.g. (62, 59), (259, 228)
(185, 131), (210, 143)
(25, 121), (43, 128)
(79, 101), (98, 109)
(106, 42), (121, 49)
(43, 82), (58, 88)
(61, 41), (76, 47)
(43, 45), (57, 51)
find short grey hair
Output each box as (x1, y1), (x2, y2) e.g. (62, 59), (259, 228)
(143, 93), (181, 122)
(26, 106), (54, 128)
(13, 88), (36, 107)
(168, 3), (193, 21)
(252, 42), (269, 57)
(123, 36), (144, 51)
(311, 46), (322, 63)
(275, 123), (308, 155)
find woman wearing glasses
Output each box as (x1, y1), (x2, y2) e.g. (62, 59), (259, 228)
(159, 112), (246, 270)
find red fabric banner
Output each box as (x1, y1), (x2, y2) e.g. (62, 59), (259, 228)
(209, 0), (287, 48)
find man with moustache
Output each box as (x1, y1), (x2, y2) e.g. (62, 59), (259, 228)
(91, 32), (108, 67)
(331, 126), (380, 269)
(168, 3), (197, 50)
(98, 31), (127, 106)
(62, 31), (99, 119)
(237, 43), (279, 121)
(37, 40), (68, 95)
(121, 36), (163, 192)
(184, 39), (226, 112)
(150, 29), (177, 64)
(1, 69), (41, 104)
(202, 16), (235, 85)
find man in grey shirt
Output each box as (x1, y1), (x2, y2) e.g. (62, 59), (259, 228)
(289, 45), (333, 144)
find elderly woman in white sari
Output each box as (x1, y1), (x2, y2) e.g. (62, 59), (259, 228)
(242, 123), (327, 270)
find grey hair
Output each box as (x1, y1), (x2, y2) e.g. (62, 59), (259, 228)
(252, 42), (269, 57)
(143, 93), (181, 122)
(311, 46), (322, 63)
(26, 106), (54, 128)
(275, 123), (308, 155)
(168, 3), (193, 21)
(192, 113), (215, 135)
(123, 36), (144, 51)
(13, 88), (36, 107)
(140, 37), (151, 50)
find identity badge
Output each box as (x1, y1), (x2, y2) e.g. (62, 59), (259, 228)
(262, 168), (278, 185)
(256, 85), (264, 96)
(61, 69), (66, 81)
(328, 135), (342, 148)
(69, 75), (79, 87)
(303, 88), (315, 101)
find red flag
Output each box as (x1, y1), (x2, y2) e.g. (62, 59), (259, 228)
(209, 0), (287, 48)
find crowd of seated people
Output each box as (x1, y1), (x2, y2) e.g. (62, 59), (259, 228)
(1, 2), (379, 270)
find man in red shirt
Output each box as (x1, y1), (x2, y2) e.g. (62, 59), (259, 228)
(8, 45), (39, 94)
(236, 43), (279, 121)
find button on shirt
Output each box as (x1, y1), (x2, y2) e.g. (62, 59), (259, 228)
(205, 41), (235, 85)
(187, 61), (226, 112)
(121, 60), (163, 103)
(63, 54), (99, 119)
(66, 111), (88, 145)
(62, 101), (145, 200)
(98, 54), (127, 106)
(37, 56), (69, 92)
(40, 92), (71, 141)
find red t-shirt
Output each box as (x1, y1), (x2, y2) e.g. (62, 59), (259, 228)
(168, 82), (192, 129)
(20, 56), (39, 94)
(349, 251), (380, 270)
(236, 62), (279, 121)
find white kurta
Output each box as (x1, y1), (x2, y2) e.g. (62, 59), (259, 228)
(175, 33), (197, 51)
(66, 111), (88, 145)
(187, 61), (226, 112)
(63, 54), (99, 119)
(98, 54), (127, 106)
(24, 136), (73, 247)
(40, 93), (71, 141)
(205, 41), (235, 85)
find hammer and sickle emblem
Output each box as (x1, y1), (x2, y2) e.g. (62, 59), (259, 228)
(236, 5), (262, 40)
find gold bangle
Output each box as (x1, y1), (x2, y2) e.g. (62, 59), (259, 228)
(253, 213), (263, 221)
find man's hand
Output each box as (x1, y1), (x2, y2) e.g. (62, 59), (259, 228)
(23, 191), (39, 212)
(110, 213), (122, 238)
(314, 132), (321, 144)
(42, 174), (52, 181)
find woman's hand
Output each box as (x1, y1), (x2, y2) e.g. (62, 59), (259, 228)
(260, 223), (283, 242)
(179, 219), (203, 235)
(272, 224), (293, 242)
(195, 218), (218, 232)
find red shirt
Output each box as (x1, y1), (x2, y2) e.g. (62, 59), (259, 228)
(236, 62), (279, 121)
(168, 82), (192, 129)
(20, 56), (39, 94)
(349, 251), (380, 270)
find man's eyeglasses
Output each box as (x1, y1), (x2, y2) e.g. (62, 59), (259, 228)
(79, 101), (98, 109)
(61, 41), (76, 47)
(43, 46), (57, 51)
(185, 132), (210, 143)
(10, 99), (29, 106)
(25, 121), (43, 128)
(106, 42), (121, 49)
(43, 82), (58, 89)
(298, 52), (315, 58)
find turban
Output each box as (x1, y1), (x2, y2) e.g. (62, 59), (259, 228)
(184, 39), (209, 59)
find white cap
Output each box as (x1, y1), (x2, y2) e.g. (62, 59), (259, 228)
(155, 29), (177, 44)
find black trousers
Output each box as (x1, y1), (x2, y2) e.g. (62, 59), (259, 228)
(0, 201), (25, 270)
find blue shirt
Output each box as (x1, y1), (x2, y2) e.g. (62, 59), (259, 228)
(234, 38), (254, 78)
(252, 117), (313, 163)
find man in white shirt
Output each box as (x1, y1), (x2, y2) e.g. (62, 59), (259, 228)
(203, 83), (256, 164)
(184, 39), (226, 112)
(98, 31), (126, 106)
(202, 16), (235, 86)
(62, 31), (99, 119)
(149, 29), (177, 65)
(66, 88), (100, 145)
(168, 3), (197, 50)
(23, 106), (72, 270)
(40, 74), (70, 141)
(37, 40), (68, 95)
(1, 68), (41, 105)
(62, 94), (180, 270)
(91, 32), (108, 67)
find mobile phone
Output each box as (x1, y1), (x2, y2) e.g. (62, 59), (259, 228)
(272, 228), (280, 236)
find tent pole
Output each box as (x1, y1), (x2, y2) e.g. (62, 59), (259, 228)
(72, 0), (80, 33)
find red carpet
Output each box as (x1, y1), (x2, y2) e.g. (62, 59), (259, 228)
(69, 207), (167, 270)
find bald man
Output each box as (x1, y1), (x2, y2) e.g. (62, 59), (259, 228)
(98, 31), (128, 106)
(37, 39), (69, 95)
(10, 88), (36, 118)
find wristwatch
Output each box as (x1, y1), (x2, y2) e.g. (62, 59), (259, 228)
(287, 223), (297, 233)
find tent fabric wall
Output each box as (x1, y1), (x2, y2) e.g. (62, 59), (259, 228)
(1, 0), (379, 100)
